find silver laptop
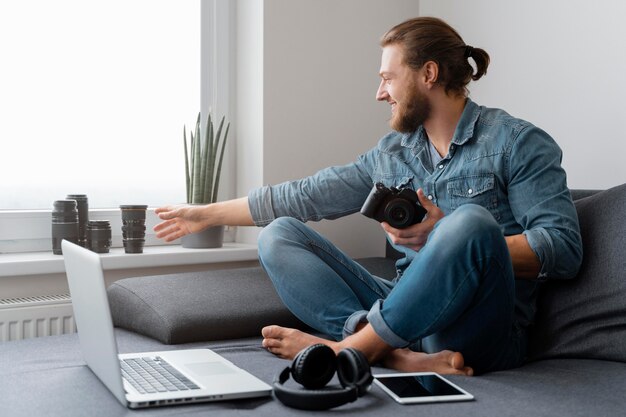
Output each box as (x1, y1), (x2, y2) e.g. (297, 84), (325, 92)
(61, 240), (272, 409)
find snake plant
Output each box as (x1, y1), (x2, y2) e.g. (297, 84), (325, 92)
(184, 112), (230, 204)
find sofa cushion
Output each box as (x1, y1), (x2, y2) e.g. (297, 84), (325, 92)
(107, 258), (398, 345)
(107, 266), (306, 344)
(529, 183), (626, 362)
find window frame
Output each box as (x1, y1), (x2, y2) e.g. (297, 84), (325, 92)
(0, 0), (234, 254)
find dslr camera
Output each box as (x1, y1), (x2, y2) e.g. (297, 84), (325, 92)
(360, 183), (427, 229)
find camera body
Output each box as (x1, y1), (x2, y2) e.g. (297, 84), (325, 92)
(360, 183), (427, 229)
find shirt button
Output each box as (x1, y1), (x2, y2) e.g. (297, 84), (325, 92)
(468, 188), (473, 194)
(428, 195), (434, 200)
(438, 164), (444, 169)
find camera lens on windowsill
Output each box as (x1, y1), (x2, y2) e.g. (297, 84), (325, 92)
(86, 220), (112, 253)
(51, 199), (79, 255)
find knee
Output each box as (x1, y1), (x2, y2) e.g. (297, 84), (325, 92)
(431, 204), (504, 251)
(257, 217), (305, 258)
(443, 204), (500, 237)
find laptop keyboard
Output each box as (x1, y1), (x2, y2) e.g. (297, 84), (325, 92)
(120, 356), (200, 394)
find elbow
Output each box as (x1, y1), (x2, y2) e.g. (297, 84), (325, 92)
(549, 233), (584, 280)
(528, 227), (583, 280)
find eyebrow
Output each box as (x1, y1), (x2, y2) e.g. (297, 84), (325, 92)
(379, 71), (393, 78)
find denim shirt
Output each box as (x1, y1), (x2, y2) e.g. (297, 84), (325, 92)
(248, 99), (583, 326)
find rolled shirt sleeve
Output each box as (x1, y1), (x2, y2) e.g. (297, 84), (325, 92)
(507, 125), (583, 280)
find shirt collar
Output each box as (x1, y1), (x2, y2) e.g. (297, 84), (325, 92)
(451, 98), (480, 146)
(399, 98), (481, 149)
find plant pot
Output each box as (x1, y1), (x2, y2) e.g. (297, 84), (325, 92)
(181, 225), (225, 249)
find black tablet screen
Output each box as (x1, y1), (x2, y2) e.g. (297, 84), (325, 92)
(376, 375), (464, 398)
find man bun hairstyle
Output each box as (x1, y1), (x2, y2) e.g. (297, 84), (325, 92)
(381, 17), (490, 97)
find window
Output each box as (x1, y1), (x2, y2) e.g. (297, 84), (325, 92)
(0, 0), (234, 253)
(0, 0), (200, 209)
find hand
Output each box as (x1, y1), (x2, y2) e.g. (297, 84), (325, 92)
(153, 204), (211, 242)
(381, 189), (444, 252)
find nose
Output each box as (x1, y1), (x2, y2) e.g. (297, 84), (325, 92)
(376, 79), (388, 102)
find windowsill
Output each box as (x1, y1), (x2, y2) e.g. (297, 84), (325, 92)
(0, 243), (259, 277)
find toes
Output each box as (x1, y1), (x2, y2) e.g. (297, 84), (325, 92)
(450, 351), (464, 370)
(261, 325), (285, 339)
(448, 351), (473, 376)
(262, 338), (282, 349)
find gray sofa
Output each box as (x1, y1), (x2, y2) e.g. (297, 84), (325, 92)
(1, 184), (625, 417)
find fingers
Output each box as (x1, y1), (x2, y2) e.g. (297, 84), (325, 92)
(381, 192), (435, 250)
(416, 188), (434, 210)
(152, 218), (175, 232)
(153, 206), (183, 240)
(416, 189), (445, 222)
(153, 219), (184, 242)
(381, 221), (417, 238)
(154, 228), (179, 242)
(154, 206), (179, 220)
(154, 205), (174, 215)
(381, 222), (427, 251)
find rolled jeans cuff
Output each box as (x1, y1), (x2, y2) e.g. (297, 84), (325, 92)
(367, 299), (410, 348)
(342, 310), (369, 339)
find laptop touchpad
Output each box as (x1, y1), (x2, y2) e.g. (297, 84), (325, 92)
(185, 361), (237, 376)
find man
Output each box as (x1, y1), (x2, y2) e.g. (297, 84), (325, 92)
(154, 17), (582, 375)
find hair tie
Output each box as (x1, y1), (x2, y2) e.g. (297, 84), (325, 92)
(464, 45), (474, 59)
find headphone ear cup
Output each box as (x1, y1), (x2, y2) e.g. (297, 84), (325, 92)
(291, 344), (337, 389)
(336, 348), (373, 396)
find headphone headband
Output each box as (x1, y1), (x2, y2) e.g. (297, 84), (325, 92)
(272, 344), (372, 411)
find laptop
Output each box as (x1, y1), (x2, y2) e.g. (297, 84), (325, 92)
(61, 240), (272, 409)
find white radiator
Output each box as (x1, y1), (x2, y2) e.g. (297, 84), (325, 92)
(0, 294), (76, 342)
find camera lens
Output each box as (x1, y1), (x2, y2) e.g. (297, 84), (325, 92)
(389, 206), (408, 222)
(384, 199), (414, 229)
(51, 199), (79, 255)
(66, 194), (88, 247)
(120, 205), (148, 254)
(87, 220), (112, 253)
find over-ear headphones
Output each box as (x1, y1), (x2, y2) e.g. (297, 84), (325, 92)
(272, 344), (373, 410)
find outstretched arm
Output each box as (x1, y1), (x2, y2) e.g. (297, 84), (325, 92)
(153, 197), (254, 242)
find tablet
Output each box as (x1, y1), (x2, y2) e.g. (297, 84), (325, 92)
(373, 372), (474, 404)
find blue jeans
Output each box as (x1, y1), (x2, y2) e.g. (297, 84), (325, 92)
(257, 204), (527, 374)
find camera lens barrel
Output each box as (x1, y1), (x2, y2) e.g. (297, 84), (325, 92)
(384, 198), (414, 229)
(120, 205), (148, 254)
(360, 183), (426, 229)
(86, 220), (112, 253)
(51, 199), (79, 255)
(66, 194), (88, 247)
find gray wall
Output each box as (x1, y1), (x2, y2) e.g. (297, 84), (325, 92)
(421, 0), (626, 189)
(236, 0), (421, 257)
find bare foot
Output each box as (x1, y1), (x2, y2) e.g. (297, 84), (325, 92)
(384, 348), (473, 376)
(262, 325), (473, 376)
(262, 325), (339, 359)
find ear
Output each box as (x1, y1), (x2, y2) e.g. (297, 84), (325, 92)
(422, 61), (439, 88)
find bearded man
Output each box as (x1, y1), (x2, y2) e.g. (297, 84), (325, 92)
(154, 17), (582, 375)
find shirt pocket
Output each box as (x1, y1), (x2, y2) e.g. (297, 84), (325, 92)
(447, 173), (500, 220)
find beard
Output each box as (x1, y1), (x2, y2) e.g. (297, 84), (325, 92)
(390, 82), (431, 133)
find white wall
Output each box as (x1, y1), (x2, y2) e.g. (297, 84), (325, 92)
(420, 0), (626, 189)
(237, 0), (421, 257)
(236, 0), (265, 246)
